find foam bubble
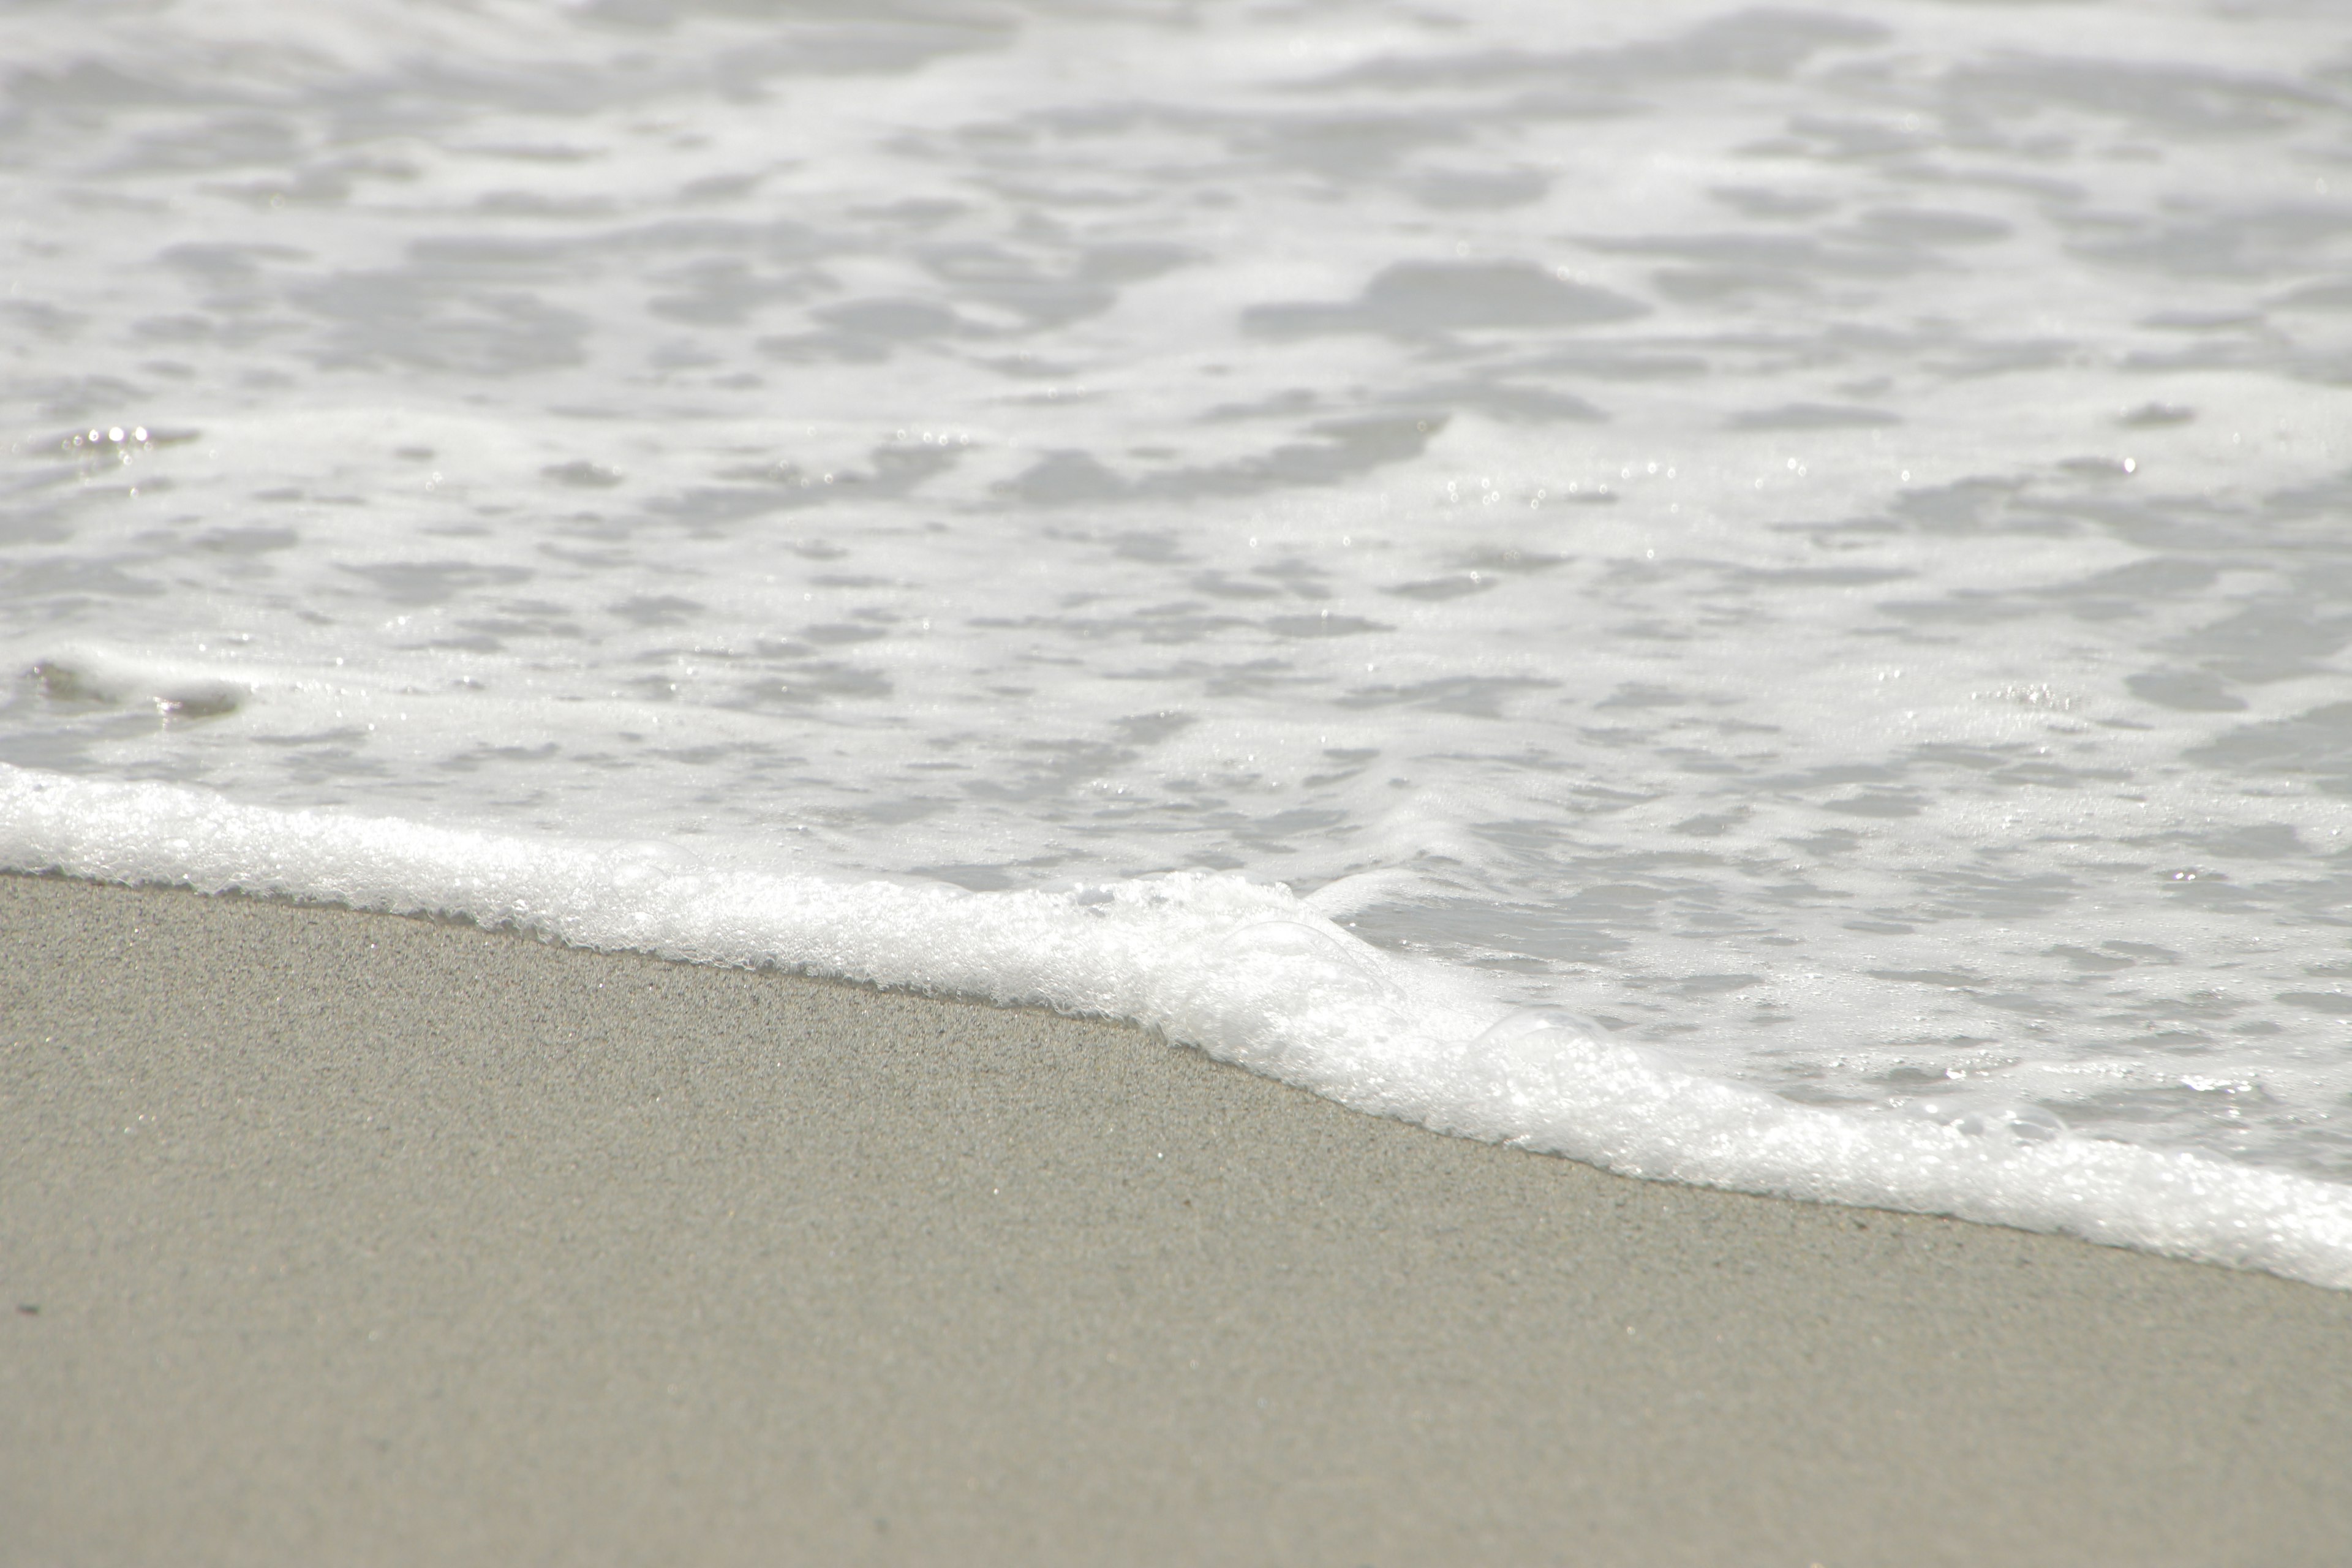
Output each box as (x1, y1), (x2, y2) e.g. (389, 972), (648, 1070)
(28, 655), (247, 722)
(1910, 1097), (2071, 1148)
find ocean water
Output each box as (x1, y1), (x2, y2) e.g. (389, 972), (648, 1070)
(6, 0), (2352, 1286)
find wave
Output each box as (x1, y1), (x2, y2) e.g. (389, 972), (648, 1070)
(5, 762), (2348, 1290)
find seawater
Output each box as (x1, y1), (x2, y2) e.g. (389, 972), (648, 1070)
(5, 0), (2351, 1286)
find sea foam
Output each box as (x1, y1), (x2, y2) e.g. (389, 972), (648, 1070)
(8, 763), (2348, 1291)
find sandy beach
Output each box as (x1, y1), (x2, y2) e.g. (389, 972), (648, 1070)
(4, 870), (2349, 1566)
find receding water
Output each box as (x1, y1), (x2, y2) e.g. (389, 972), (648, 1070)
(5, 1), (2352, 1246)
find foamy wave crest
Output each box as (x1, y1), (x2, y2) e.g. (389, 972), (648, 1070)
(6, 763), (2349, 1291)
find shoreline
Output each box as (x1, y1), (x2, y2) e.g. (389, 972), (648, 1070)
(6, 871), (2351, 1564)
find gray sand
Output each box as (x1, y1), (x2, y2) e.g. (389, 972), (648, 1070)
(4, 873), (2350, 1566)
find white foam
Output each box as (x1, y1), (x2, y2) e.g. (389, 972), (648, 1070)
(7, 763), (2348, 1291)
(9, 0), (2352, 1283)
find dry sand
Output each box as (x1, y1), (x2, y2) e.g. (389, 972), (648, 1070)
(4, 872), (2350, 1566)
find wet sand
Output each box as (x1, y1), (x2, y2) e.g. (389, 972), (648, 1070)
(4, 872), (2350, 1566)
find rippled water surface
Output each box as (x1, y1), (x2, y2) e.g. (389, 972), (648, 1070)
(6, 0), (2352, 1181)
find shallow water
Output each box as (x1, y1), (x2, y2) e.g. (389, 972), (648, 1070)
(6, 1), (2352, 1270)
